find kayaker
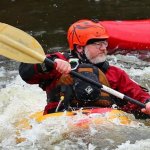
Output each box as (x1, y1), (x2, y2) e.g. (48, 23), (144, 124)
(19, 19), (150, 118)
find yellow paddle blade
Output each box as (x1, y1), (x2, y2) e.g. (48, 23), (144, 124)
(0, 22), (46, 64)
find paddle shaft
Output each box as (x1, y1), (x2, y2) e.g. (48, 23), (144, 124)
(44, 58), (145, 108)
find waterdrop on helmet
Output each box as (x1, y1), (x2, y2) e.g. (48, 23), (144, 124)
(67, 19), (109, 50)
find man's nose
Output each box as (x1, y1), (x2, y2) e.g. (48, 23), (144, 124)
(98, 45), (106, 50)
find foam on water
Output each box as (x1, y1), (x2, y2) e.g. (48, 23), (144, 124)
(0, 76), (46, 149)
(0, 67), (5, 77)
(115, 139), (150, 150)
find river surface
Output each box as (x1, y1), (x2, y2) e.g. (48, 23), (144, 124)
(0, 0), (150, 150)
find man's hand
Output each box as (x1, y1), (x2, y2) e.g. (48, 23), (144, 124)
(141, 102), (150, 115)
(54, 58), (71, 74)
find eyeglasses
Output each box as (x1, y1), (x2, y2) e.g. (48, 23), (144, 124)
(89, 41), (108, 49)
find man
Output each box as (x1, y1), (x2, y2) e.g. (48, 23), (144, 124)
(19, 19), (150, 118)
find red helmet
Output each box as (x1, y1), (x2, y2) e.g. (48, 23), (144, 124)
(67, 19), (109, 50)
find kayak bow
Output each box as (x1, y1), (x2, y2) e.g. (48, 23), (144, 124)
(15, 108), (132, 143)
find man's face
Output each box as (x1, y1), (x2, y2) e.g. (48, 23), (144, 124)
(84, 40), (108, 64)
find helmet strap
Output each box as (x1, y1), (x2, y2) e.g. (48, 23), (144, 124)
(76, 47), (90, 63)
(72, 45), (87, 63)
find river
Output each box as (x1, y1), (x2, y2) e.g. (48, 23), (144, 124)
(0, 0), (150, 149)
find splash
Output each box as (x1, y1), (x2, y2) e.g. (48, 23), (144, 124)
(115, 139), (150, 150)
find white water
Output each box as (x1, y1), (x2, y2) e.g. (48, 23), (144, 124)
(0, 54), (150, 150)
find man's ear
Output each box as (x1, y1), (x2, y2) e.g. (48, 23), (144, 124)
(76, 45), (84, 53)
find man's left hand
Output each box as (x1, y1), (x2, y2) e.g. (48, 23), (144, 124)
(141, 102), (150, 115)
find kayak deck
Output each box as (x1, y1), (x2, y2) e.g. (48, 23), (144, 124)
(15, 108), (133, 143)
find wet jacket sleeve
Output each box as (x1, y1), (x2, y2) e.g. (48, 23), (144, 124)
(19, 62), (56, 85)
(106, 66), (150, 112)
(19, 52), (65, 84)
(19, 63), (36, 81)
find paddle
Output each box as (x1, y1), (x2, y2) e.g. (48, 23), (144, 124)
(0, 22), (145, 108)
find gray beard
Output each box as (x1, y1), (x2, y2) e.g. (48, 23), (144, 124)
(84, 47), (107, 64)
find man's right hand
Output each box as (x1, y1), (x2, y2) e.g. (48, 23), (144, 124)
(54, 58), (71, 74)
